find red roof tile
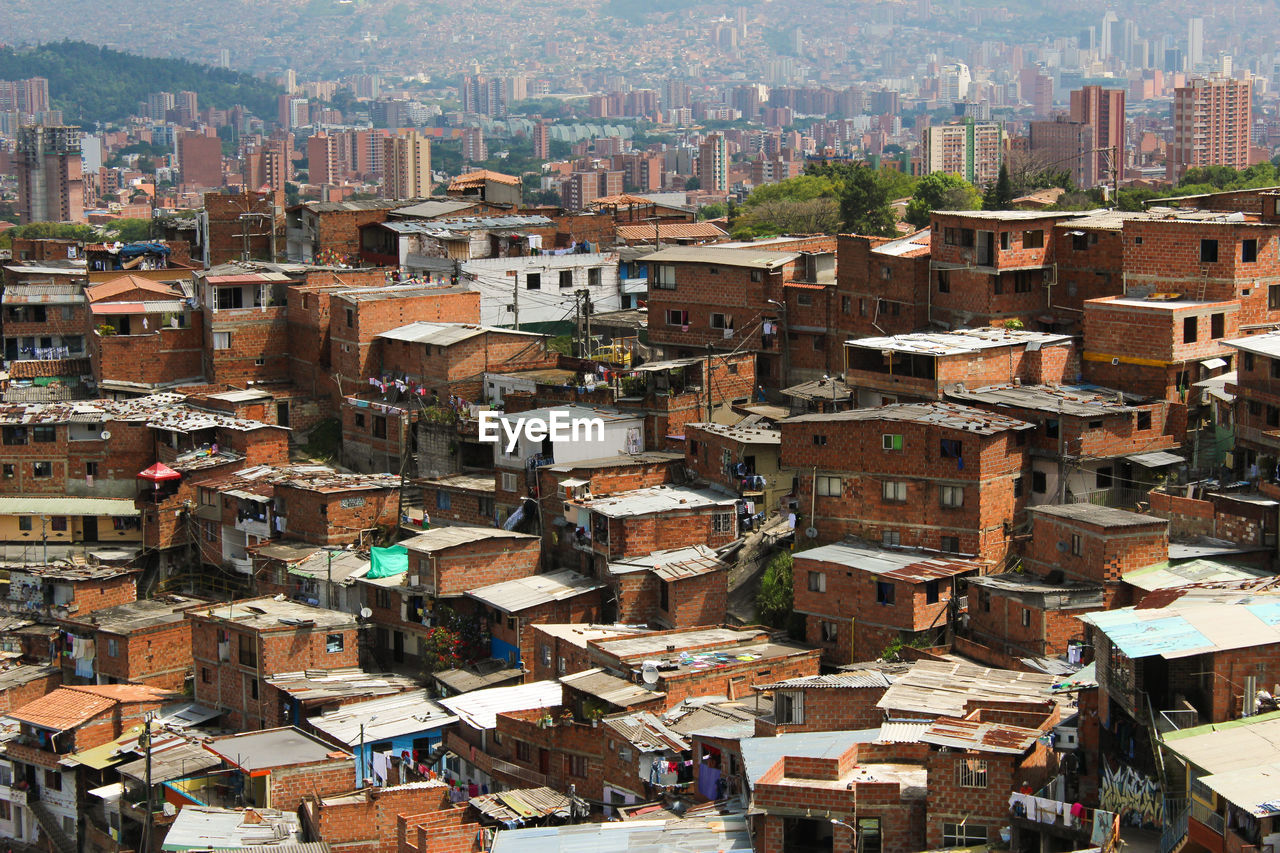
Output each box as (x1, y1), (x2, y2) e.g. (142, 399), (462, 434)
(65, 684), (179, 703)
(10, 687), (115, 731)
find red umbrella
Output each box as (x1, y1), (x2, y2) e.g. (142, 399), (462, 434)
(137, 462), (181, 482)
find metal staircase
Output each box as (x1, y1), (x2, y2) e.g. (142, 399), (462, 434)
(28, 798), (76, 853)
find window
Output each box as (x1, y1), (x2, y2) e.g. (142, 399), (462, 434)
(1071, 533), (1083, 556)
(776, 690), (805, 725)
(213, 331), (231, 350)
(882, 433), (904, 451)
(807, 571), (826, 593)
(516, 741), (531, 762)
(32, 426), (55, 443)
(372, 416), (387, 438)
(959, 229), (975, 247)
(882, 481), (907, 502)
(1046, 419), (1059, 439)
(1023, 229), (1044, 248)
(568, 755), (588, 777)
(2, 465), (12, 479)
(710, 312), (734, 330)
(238, 636), (257, 668)
(1072, 232), (1088, 251)
(1137, 410), (1152, 430)
(1014, 271), (1033, 293)
(940, 535), (960, 553)
(666, 309), (689, 326)
(712, 512), (735, 535)
(354, 413), (365, 428)
(1246, 352), (1256, 371)
(1000, 232), (1010, 250)
(3, 426), (27, 446)
(812, 335), (824, 350)
(816, 475), (841, 497)
(943, 823), (988, 846)
(1200, 239), (1219, 263)
(821, 621), (839, 642)
(957, 758), (988, 788)
(558, 270), (573, 288)
(937, 270), (950, 293)
(882, 530), (901, 547)
(1211, 313), (1225, 338)
(588, 267), (601, 287)
(842, 295), (852, 314)
(876, 581), (895, 605)
(944, 227), (958, 245)
(326, 634), (344, 653)
(436, 491), (452, 510)
(1183, 316), (1198, 343)
(1013, 476), (1023, 498)
(32, 461), (52, 479)
(797, 292), (813, 307)
(926, 580), (940, 604)
(1022, 608), (1032, 627)
(812, 433), (827, 446)
(940, 485), (964, 508)
(86, 462), (98, 478)
(1243, 239), (1259, 262)
(215, 287), (244, 310)
(541, 644), (552, 667)
(44, 769), (62, 791)
(201, 667), (210, 684)
(654, 264), (676, 289)
(501, 472), (518, 491)
(345, 308), (354, 327)
(557, 656), (566, 675)
(1268, 405), (1279, 428)
(479, 496), (495, 517)
(750, 269), (763, 282)
(106, 638), (118, 657)
(940, 439), (962, 458)
(1271, 284), (1280, 310)
(50, 516), (67, 532)
(526, 272), (541, 290)
(1096, 466), (1113, 489)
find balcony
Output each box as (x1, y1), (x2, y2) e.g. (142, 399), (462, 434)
(1009, 793), (1093, 842)
(1191, 798), (1225, 835)
(489, 757), (548, 788)
(0, 784), (30, 804)
(234, 516), (270, 538)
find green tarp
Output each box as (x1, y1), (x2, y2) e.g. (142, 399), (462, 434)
(367, 545), (408, 579)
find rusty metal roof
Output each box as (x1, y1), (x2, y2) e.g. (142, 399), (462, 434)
(783, 401), (1033, 435)
(919, 716), (1044, 754)
(795, 540), (981, 583)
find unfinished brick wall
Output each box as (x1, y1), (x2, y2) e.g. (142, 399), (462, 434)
(268, 758), (356, 811)
(407, 536), (541, 598)
(1024, 509), (1168, 604)
(312, 784), (451, 853)
(93, 621), (193, 690)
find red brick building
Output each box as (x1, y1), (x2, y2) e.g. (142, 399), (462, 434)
(465, 570), (607, 667)
(286, 199), (404, 264)
(1023, 504), (1169, 607)
(86, 274), (204, 393)
(1225, 331), (1280, 471)
(372, 322), (555, 404)
(780, 403), (1032, 563)
(835, 229), (932, 338)
(202, 726), (356, 811)
(684, 422), (788, 513)
(567, 484), (739, 568)
(792, 540), (982, 665)
(750, 666), (907, 735)
(187, 597), (361, 730)
(843, 327), (1076, 408)
(964, 573), (1106, 664)
(56, 594), (206, 690)
(7, 565), (139, 620)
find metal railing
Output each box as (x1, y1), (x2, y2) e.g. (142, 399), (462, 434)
(1190, 798), (1225, 835)
(1160, 797), (1189, 853)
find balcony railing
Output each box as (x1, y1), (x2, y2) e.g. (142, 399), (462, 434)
(1160, 797), (1189, 853)
(489, 757), (548, 788)
(1191, 798), (1225, 835)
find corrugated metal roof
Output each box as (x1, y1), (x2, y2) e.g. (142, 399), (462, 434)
(877, 660), (1060, 718)
(160, 805), (306, 851)
(561, 668), (663, 708)
(796, 540), (981, 582)
(117, 741), (221, 783)
(919, 717), (1043, 754)
(1126, 450), (1185, 468)
(639, 245), (799, 269)
(581, 485), (737, 518)
(470, 787), (575, 823)
(1124, 559), (1273, 592)
(2, 283), (85, 304)
(877, 721), (929, 743)
(754, 672), (897, 690)
(740, 729), (881, 786)
(601, 710), (688, 752)
(0, 496), (140, 518)
(465, 570), (604, 613)
(488, 815), (753, 853)
(90, 300), (186, 314)
(846, 327), (1072, 356)
(377, 321), (542, 346)
(947, 383), (1142, 417)
(1199, 763), (1280, 816)
(401, 526), (538, 553)
(1083, 595), (1280, 659)
(440, 680), (563, 730)
(1163, 710), (1280, 779)
(380, 215), (552, 235)
(306, 689), (456, 745)
(1030, 503), (1165, 528)
(784, 401), (1032, 435)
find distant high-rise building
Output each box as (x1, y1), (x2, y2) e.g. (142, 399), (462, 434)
(461, 127), (487, 163)
(1187, 17), (1205, 69)
(1100, 11), (1118, 59)
(307, 131), (341, 186)
(175, 91), (198, 125)
(939, 63), (972, 103)
(381, 131), (431, 199)
(922, 120), (1004, 185)
(0, 77), (47, 115)
(533, 120), (550, 160)
(16, 125), (85, 224)
(147, 91), (175, 121)
(461, 74), (506, 117)
(177, 132), (224, 188)
(698, 133), (728, 192)
(1029, 117), (1096, 188)
(1069, 85), (1126, 187)
(217, 48), (231, 68)
(1168, 75), (1252, 181)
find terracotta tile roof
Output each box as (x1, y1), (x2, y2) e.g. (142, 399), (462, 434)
(615, 222), (728, 242)
(85, 275), (182, 304)
(10, 687), (116, 731)
(448, 170), (521, 188)
(8, 358), (91, 378)
(66, 684), (179, 703)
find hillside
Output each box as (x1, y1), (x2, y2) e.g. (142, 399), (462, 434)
(0, 41), (282, 124)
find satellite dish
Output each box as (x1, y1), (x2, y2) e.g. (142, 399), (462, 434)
(100, 430), (112, 440)
(359, 607), (373, 619)
(641, 661), (659, 685)
(805, 527), (819, 539)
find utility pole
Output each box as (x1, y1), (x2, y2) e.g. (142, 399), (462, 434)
(705, 343), (714, 422)
(1056, 398), (1068, 504)
(583, 291), (593, 359)
(141, 714), (153, 853)
(512, 277), (520, 331)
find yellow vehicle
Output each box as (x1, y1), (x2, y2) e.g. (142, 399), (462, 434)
(590, 343), (632, 366)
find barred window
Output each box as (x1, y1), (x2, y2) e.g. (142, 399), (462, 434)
(957, 758), (988, 788)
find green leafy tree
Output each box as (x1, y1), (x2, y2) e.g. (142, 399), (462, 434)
(698, 202), (728, 221)
(755, 552), (794, 629)
(904, 172), (981, 229)
(684, 176), (701, 191)
(983, 163), (1015, 210)
(103, 219), (154, 242)
(838, 165), (900, 236)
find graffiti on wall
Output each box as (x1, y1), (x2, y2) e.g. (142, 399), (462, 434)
(1099, 760), (1163, 829)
